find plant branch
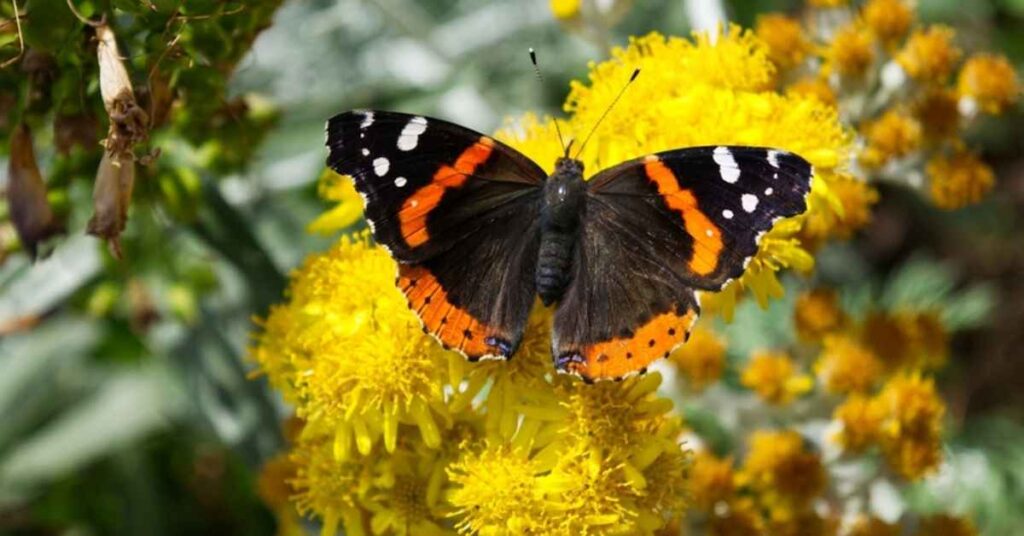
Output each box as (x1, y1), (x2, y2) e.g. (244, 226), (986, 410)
(0, 0), (24, 69)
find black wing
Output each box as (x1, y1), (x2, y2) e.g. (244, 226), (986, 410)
(326, 110), (546, 360)
(552, 146), (812, 381)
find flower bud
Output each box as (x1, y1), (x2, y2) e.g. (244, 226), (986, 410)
(6, 123), (64, 260)
(87, 150), (135, 259)
(96, 24), (148, 158)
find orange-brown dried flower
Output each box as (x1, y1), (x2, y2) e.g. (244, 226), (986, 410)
(756, 14), (810, 70)
(957, 53), (1020, 114)
(862, 0), (913, 46)
(897, 26), (961, 84)
(927, 150), (995, 210)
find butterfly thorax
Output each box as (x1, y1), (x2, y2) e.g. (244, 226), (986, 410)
(537, 157), (585, 306)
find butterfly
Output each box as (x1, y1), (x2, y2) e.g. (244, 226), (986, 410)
(325, 110), (812, 381)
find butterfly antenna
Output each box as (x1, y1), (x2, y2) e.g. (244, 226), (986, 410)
(574, 68), (640, 160)
(529, 47), (569, 157)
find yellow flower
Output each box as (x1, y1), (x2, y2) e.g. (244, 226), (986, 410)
(756, 14), (810, 70)
(550, 0), (581, 21)
(254, 233), (452, 459)
(447, 444), (550, 535)
(741, 351), (813, 405)
(669, 326), (726, 391)
(786, 76), (838, 107)
(848, 515), (901, 536)
(291, 436), (370, 536)
(876, 373), (945, 480)
(832, 394), (884, 453)
(862, 0), (913, 46)
(554, 372), (680, 461)
(307, 170), (364, 235)
(860, 109), (923, 167)
(918, 514), (978, 536)
(704, 219), (816, 320)
(958, 53), (1020, 114)
(740, 430), (827, 509)
(897, 26), (961, 84)
(793, 288), (846, 341)
(827, 23), (876, 77)
(365, 463), (450, 536)
(927, 150), (995, 210)
(449, 306), (559, 443)
(251, 303), (303, 402)
(803, 175), (879, 242)
(537, 449), (642, 534)
(688, 451), (735, 512)
(915, 89), (961, 141)
(815, 334), (883, 394)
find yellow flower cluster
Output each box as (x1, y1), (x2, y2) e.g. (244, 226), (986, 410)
(668, 283), (960, 530)
(688, 431), (832, 534)
(253, 231), (690, 534)
(789, 294), (950, 480)
(755, 0), (1018, 211)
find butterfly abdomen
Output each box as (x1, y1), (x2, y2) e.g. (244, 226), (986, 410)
(536, 157), (586, 306)
(536, 230), (576, 305)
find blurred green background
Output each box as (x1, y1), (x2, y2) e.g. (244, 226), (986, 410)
(1, 0), (1022, 534)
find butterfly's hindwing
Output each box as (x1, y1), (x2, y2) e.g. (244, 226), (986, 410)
(326, 110), (547, 360)
(550, 189), (703, 381)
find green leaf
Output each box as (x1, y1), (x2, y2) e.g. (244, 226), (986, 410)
(0, 364), (186, 500)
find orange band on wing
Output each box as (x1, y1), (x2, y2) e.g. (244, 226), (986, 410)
(398, 137), (495, 248)
(644, 156), (723, 276)
(397, 264), (505, 358)
(563, 308), (698, 381)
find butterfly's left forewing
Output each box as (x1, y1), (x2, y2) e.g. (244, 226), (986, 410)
(552, 146), (812, 381)
(327, 110), (547, 360)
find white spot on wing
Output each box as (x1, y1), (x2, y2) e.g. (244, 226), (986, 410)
(360, 111), (374, 129)
(361, 148), (369, 156)
(723, 209), (734, 219)
(397, 116), (428, 151)
(765, 187), (773, 196)
(713, 146), (740, 183)
(373, 157), (390, 176)
(394, 176), (407, 187)
(742, 194), (759, 213)
(767, 150), (780, 168)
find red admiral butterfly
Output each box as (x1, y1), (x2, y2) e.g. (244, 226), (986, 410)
(325, 104), (811, 381)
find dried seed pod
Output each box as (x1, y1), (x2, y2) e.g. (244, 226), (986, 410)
(87, 150), (135, 259)
(96, 24), (148, 158)
(5, 123), (64, 260)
